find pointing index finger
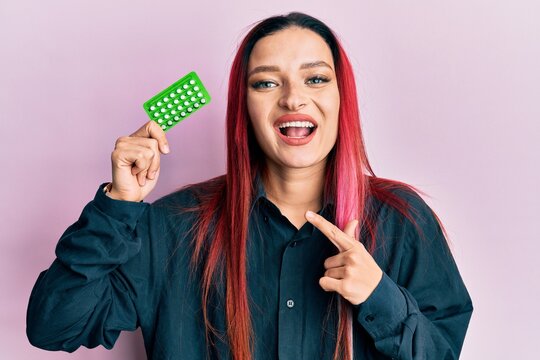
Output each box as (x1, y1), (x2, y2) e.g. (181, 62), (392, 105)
(305, 210), (355, 252)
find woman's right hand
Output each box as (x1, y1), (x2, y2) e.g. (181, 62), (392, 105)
(108, 121), (170, 202)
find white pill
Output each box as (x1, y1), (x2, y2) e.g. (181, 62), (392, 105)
(161, 125), (166, 129)
(164, 97), (169, 102)
(190, 97), (196, 102)
(154, 112), (160, 117)
(189, 79), (195, 85)
(157, 101), (162, 106)
(174, 99), (179, 104)
(150, 106), (156, 111)
(187, 90), (193, 95)
(201, 99), (206, 103)
(161, 108), (166, 112)
(177, 105), (182, 110)
(170, 93), (175, 97)
(165, 114), (170, 119)
(184, 101), (189, 106)
(194, 86), (199, 91)
(176, 89), (182, 93)
(183, 84), (188, 89)
(194, 103), (200, 108)
(188, 107), (193, 112)
(168, 120), (173, 125)
(167, 104), (172, 109)
(158, 119), (163, 123)
(174, 116), (179, 121)
(171, 110), (176, 114)
(181, 112), (186, 116)
(197, 92), (203, 97)
(181, 95), (186, 100)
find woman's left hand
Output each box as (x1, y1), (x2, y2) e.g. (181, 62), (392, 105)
(305, 210), (384, 306)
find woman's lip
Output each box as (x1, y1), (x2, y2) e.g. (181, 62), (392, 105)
(274, 126), (317, 146)
(273, 113), (318, 128)
(272, 113), (319, 146)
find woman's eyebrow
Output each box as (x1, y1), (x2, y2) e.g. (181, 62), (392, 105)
(247, 61), (333, 78)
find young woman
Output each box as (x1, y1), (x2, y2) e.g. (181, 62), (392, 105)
(27, 12), (473, 360)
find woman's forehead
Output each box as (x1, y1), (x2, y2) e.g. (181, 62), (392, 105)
(248, 27), (334, 70)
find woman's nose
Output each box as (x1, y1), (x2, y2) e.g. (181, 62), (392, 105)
(278, 82), (307, 111)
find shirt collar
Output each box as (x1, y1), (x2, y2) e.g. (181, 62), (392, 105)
(249, 170), (267, 216)
(251, 170), (267, 207)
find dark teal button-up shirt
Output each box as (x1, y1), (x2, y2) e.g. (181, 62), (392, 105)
(27, 174), (473, 359)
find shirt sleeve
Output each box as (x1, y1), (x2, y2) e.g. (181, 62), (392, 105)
(26, 182), (152, 352)
(353, 191), (474, 359)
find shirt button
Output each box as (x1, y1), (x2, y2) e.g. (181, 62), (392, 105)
(289, 241), (298, 247)
(263, 215), (269, 223)
(286, 299), (295, 308)
(365, 314), (375, 322)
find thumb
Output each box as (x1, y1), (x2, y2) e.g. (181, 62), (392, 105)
(130, 121), (170, 154)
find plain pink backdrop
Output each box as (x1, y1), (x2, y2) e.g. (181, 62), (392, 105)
(1, 1), (538, 359)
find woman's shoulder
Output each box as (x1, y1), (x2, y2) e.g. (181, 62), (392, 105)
(151, 174), (226, 209)
(365, 176), (454, 276)
(133, 176), (226, 262)
(145, 174), (227, 233)
(366, 175), (445, 241)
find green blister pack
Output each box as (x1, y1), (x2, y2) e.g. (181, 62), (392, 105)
(143, 71), (211, 132)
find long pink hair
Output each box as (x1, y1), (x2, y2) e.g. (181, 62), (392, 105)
(175, 12), (449, 360)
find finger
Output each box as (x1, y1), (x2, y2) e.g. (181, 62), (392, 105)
(136, 170), (146, 186)
(116, 137), (161, 179)
(319, 276), (341, 293)
(305, 211), (355, 252)
(129, 120), (170, 154)
(140, 138), (160, 180)
(119, 145), (155, 178)
(323, 254), (346, 269)
(343, 219), (359, 239)
(112, 144), (155, 174)
(324, 266), (347, 279)
(147, 165), (159, 180)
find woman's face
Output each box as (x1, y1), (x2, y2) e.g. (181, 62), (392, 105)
(246, 26), (340, 171)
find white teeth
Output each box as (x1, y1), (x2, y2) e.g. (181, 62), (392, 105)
(278, 121), (315, 128)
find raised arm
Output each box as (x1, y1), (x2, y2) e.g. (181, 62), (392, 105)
(26, 184), (152, 351)
(27, 120), (171, 351)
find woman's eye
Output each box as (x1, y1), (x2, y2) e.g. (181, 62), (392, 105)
(252, 81), (276, 89)
(251, 76), (330, 89)
(307, 76), (330, 85)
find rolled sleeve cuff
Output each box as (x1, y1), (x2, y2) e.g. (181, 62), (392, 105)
(94, 182), (149, 231)
(355, 272), (408, 339)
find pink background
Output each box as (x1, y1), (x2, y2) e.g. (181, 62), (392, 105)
(1, 1), (538, 359)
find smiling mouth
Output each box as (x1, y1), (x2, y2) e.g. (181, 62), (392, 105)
(278, 121), (317, 138)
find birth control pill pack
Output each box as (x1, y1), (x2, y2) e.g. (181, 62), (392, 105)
(143, 71), (211, 132)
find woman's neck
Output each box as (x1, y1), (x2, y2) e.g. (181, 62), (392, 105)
(262, 160), (326, 227)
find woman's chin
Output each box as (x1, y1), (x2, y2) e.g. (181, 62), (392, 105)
(275, 154), (325, 170)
